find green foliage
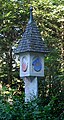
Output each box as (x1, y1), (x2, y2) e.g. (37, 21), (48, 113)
(0, 0), (64, 119)
(0, 87), (64, 120)
(0, 0), (29, 84)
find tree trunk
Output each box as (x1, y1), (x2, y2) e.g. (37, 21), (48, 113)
(7, 47), (12, 85)
(60, 20), (64, 93)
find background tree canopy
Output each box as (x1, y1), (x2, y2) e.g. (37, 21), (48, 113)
(0, 0), (64, 119)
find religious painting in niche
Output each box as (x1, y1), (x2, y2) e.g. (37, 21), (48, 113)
(32, 57), (42, 72)
(22, 56), (28, 72)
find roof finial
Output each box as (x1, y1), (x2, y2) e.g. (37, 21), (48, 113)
(28, 6), (33, 24)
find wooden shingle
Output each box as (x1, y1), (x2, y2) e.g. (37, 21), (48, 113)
(15, 7), (49, 54)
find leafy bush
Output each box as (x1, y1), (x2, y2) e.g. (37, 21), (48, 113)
(0, 86), (64, 120)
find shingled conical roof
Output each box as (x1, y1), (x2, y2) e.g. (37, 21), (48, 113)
(15, 7), (49, 54)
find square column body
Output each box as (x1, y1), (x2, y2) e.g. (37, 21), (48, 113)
(24, 77), (38, 102)
(20, 52), (44, 77)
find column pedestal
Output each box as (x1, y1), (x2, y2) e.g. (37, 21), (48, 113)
(23, 77), (38, 102)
